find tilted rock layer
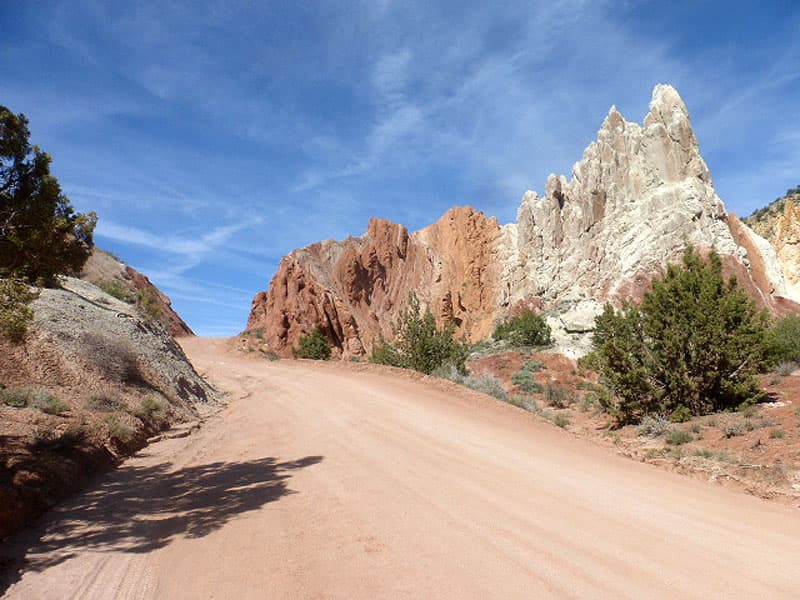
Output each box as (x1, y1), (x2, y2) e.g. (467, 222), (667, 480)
(744, 189), (800, 300)
(81, 248), (194, 337)
(249, 85), (799, 357)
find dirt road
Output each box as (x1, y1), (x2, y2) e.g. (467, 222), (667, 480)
(3, 338), (800, 598)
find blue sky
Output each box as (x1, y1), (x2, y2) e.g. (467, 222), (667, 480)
(2, 1), (798, 336)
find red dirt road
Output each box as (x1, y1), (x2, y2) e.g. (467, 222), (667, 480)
(3, 337), (800, 598)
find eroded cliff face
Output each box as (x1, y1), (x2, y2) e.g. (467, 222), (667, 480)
(744, 191), (800, 300)
(248, 207), (502, 356)
(249, 85), (798, 357)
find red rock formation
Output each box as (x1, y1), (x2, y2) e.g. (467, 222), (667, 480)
(248, 86), (799, 358)
(248, 207), (501, 357)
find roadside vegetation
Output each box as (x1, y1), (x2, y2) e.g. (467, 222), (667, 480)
(293, 325), (332, 360)
(583, 246), (769, 425)
(371, 294), (468, 374)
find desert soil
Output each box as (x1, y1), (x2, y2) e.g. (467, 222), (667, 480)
(3, 337), (800, 599)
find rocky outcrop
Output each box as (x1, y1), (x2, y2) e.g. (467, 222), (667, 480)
(249, 208), (502, 356)
(744, 189), (800, 300)
(249, 85), (799, 357)
(80, 248), (193, 337)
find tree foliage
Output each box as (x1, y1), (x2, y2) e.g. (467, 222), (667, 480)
(493, 309), (552, 347)
(764, 314), (800, 366)
(590, 246), (769, 424)
(0, 106), (96, 282)
(0, 278), (38, 341)
(293, 326), (332, 360)
(371, 294), (468, 375)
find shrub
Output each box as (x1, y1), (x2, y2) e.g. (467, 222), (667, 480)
(1, 386), (32, 407)
(4, 387), (69, 415)
(432, 364), (508, 401)
(637, 415), (674, 438)
(293, 326), (332, 360)
(468, 372), (508, 401)
(590, 246), (769, 424)
(543, 384), (575, 408)
(769, 429), (785, 439)
(666, 429), (693, 445)
(29, 390), (69, 415)
(493, 309), (552, 347)
(765, 315), (800, 366)
(0, 278), (38, 341)
(135, 288), (163, 322)
(511, 370), (542, 394)
(521, 360), (545, 373)
(133, 394), (164, 421)
(722, 421), (752, 438)
(106, 415), (134, 442)
(370, 294), (467, 375)
(95, 280), (133, 303)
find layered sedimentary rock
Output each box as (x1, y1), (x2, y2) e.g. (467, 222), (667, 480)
(744, 190), (800, 299)
(249, 85), (798, 357)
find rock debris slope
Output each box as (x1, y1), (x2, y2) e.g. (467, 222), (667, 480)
(249, 85), (798, 358)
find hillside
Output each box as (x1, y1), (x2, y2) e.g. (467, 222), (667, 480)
(0, 275), (218, 539)
(744, 186), (800, 299)
(248, 85), (798, 358)
(80, 248), (193, 337)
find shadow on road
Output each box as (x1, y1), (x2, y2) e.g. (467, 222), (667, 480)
(0, 454), (323, 594)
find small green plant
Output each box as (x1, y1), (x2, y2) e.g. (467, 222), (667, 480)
(692, 448), (738, 463)
(136, 288), (163, 322)
(95, 279), (133, 303)
(29, 389), (68, 415)
(293, 326), (332, 360)
(553, 413), (571, 428)
(511, 370), (542, 394)
(106, 415), (134, 442)
(543, 384), (575, 408)
(133, 394), (164, 421)
(1, 386), (32, 407)
(769, 429), (786, 439)
(666, 429), (693, 445)
(493, 309), (552, 347)
(722, 421), (751, 438)
(520, 360), (545, 373)
(0, 278), (38, 341)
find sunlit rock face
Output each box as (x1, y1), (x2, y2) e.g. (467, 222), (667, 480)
(249, 85), (797, 358)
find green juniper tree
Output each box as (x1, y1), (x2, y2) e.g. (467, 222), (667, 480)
(371, 293), (468, 375)
(1, 105), (96, 283)
(590, 246), (769, 424)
